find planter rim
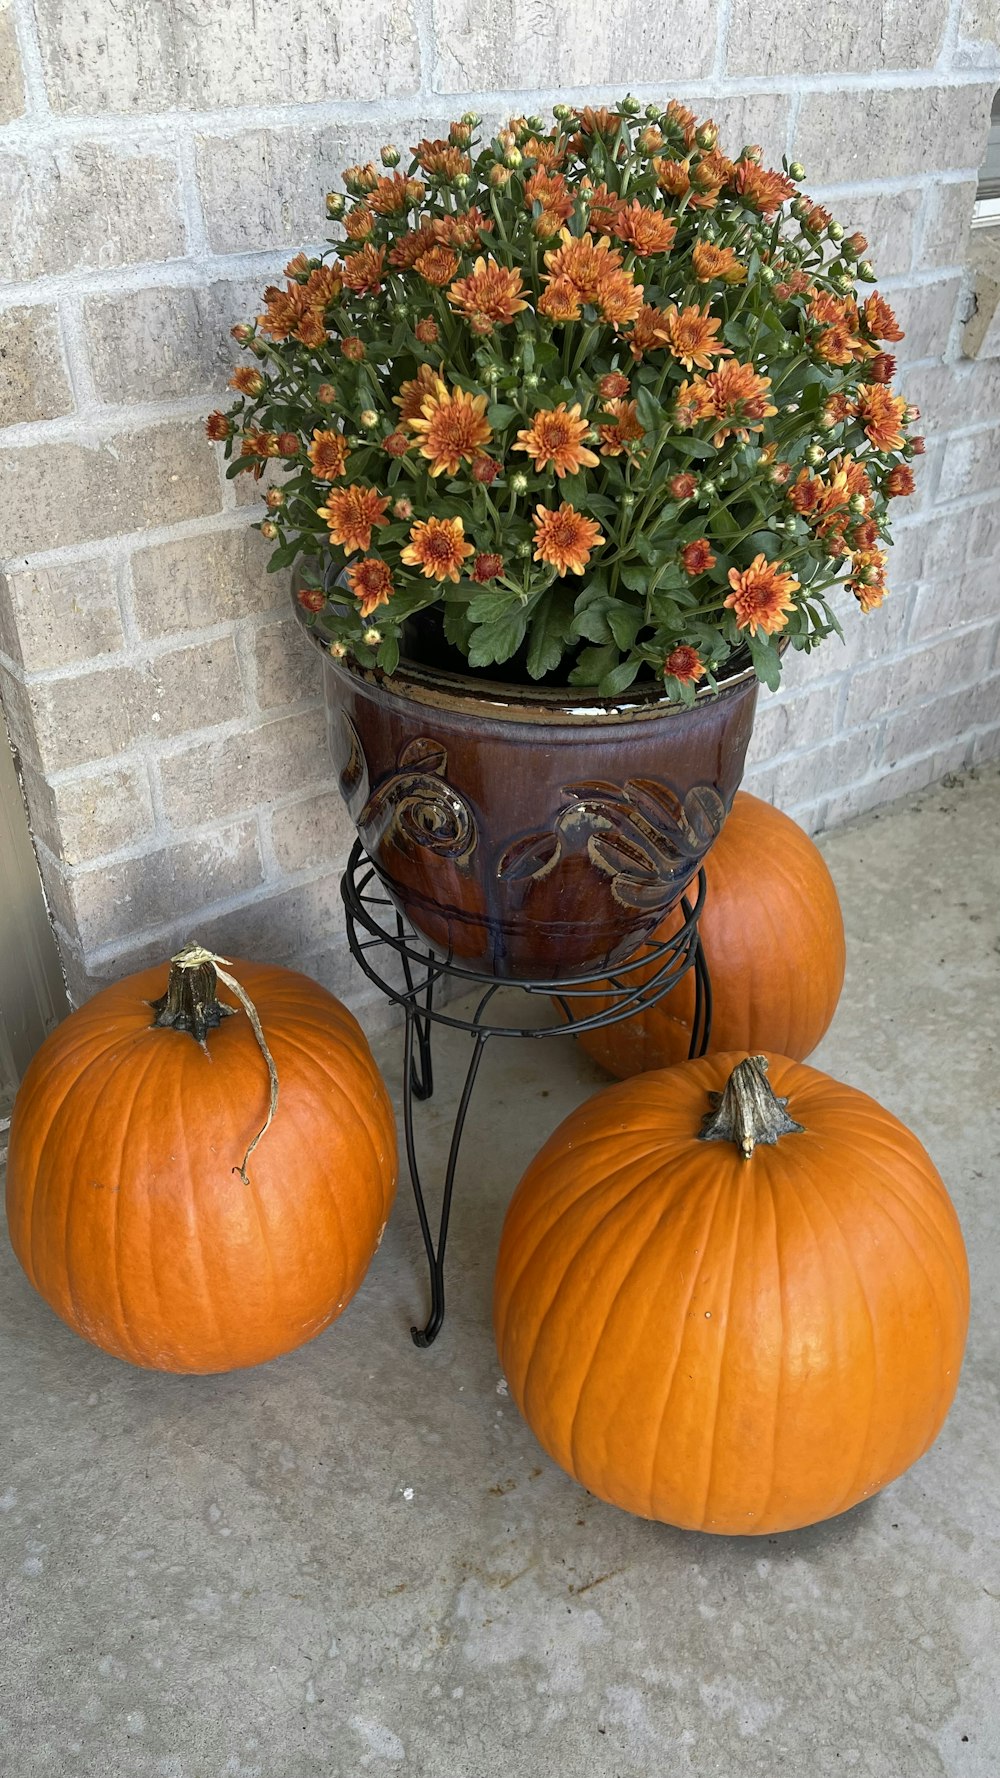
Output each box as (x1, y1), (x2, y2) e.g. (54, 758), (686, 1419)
(297, 606), (758, 728)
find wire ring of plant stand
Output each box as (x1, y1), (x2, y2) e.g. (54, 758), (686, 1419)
(341, 838), (713, 1346)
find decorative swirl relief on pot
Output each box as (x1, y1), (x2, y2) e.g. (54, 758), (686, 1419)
(497, 780), (726, 911)
(357, 737), (478, 863)
(337, 714), (370, 818)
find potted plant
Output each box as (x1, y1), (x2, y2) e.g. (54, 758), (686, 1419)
(207, 97), (919, 981)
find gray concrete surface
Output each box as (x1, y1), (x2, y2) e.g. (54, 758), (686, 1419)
(1, 765), (998, 1778)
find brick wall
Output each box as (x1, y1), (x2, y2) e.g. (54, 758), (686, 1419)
(1, 0), (998, 1017)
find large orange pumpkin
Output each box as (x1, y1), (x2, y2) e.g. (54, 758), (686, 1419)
(6, 948), (397, 1374)
(494, 1053), (969, 1534)
(574, 793), (846, 1077)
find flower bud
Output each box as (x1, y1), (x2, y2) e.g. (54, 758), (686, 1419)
(849, 494), (867, 516)
(552, 103), (573, 121)
(316, 383), (337, 405)
(297, 587), (326, 613)
(788, 160), (806, 180)
(668, 473), (697, 500)
(384, 431), (410, 456)
(700, 478), (717, 497)
(414, 317), (439, 344)
(510, 472), (529, 494)
(820, 409), (838, 430)
(843, 232), (868, 256)
(449, 121), (472, 147)
(393, 497), (413, 519)
(805, 443), (825, 466)
(522, 371), (540, 389)
(905, 404), (921, 424)
(620, 95), (641, 115)
(454, 172), (471, 190)
(857, 261), (876, 282)
(527, 115), (545, 132)
(362, 627), (382, 646)
(695, 122), (718, 150)
(516, 539), (532, 558)
(489, 164), (511, 188)
(260, 521), (279, 540)
(231, 322), (254, 345)
(461, 112), (481, 127)
(278, 432), (300, 455)
(341, 337), (365, 361)
(380, 144), (400, 166)
(620, 492), (636, 509)
(325, 192), (346, 219)
(831, 270), (853, 295)
(472, 455), (501, 484)
(504, 147), (523, 169)
(330, 641), (348, 659)
(265, 488), (285, 509)
(484, 365), (502, 384)
(739, 143), (763, 163)
(827, 220), (844, 242)
(392, 300), (409, 320)
(359, 410), (379, 429)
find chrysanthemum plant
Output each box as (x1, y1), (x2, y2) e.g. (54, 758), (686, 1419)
(209, 97), (920, 700)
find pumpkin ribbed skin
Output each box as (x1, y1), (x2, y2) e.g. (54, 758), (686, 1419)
(5, 961), (397, 1374)
(493, 1053), (969, 1534)
(575, 793), (846, 1077)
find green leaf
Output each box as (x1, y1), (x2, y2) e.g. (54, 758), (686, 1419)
(443, 600), (473, 652)
(568, 642), (618, 687)
(619, 561), (651, 593)
(525, 584), (575, 679)
(377, 635), (400, 675)
(487, 402), (518, 428)
(635, 383), (667, 435)
(598, 659), (641, 696)
(607, 604), (643, 650)
(466, 587), (519, 623)
(571, 603), (613, 644)
(747, 632), (782, 691)
(467, 610), (527, 668)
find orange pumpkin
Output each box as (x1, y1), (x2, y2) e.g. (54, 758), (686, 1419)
(5, 948), (398, 1374)
(494, 1052), (969, 1534)
(574, 793), (845, 1077)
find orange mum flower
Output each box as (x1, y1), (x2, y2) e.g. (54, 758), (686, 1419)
(408, 383), (493, 476)
(415, 244), (460, 287)
(230, 367), (264, 397)
(341, 244), (385, 296)
(597, 372), (630, 399)
(608, 199), (677, 255)
(413, 139), (470, 179)
(627, 303), (672, 360)
(448, 256), (528, 326)
(732, 162), (796, 214)
(344, 206), (374, 241)
(885, 464), (916, 497)
(543, 231), (624, 304)
(395, 364), (445, 428)
(514, 402), (599, 477)
(436, 207), (494, 250)
(523, 135), (567, 171)
(586, 182), (622, 233)
(663, 100), (699, 147)
(680, 538), (717, 576)
(862, 293), (905, 342)
(472, 552), (504, 582)
(414, 317), (439, 343)
(538, 276), (583, 322)
(401, 516), (475, 583)
(346, 557), (394, 617)
(597, 399), (645, 458)
(868, 351), (897, 384)
(318, 485), (391, 555)
(296, 587), (325, 613)
(524, 168), (575, 224)
(703, 360), (777, 445)
(532, 503), (605, 577)
(663, 303), (732, 371)
(664, 645), (706, 683)
(653, 156), (692, 200)
(389, 223), (438, 271)
(308, 430), (350, 481)
(205, 411), (231, 441)
(669, 472), (698, 499)
(596, 269), (644, 328)
(851, 385), (908, 451)
(691, 241), (747, 285)
(724, 555), (800, 635)
(674, 377), (715, 427)
(368, 172), (424, 215)
(258, 281), (309, 340)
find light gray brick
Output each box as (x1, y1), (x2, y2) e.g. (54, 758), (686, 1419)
(158, 706), (330, 827)
(820, 188), (919, 281)
(197, 125), (381, 255)
(921, 181), (976, 270)
(0, 422), (221, 558)
(45, 819), (264, 951)
(822, 741), (972, 825)
(431, 0), (715, 90)
(937, 426), (1000, 502)
(35, 0), (419, 114)
(0, 558), (124, 672)
(964, 231), (1000, 360)
(130, 524), (284, 638)
(885, 511), (973, 588)
(968, 501), (1000, 560)
(970, 722), (1000, 765)
(747, 728), (881, 809)
(727, 0), (948, 75)
(19, 757), (156, 864)
(954, 0), (1000, 66)
(684, 94), (791, 167)
(0, 0), (24, 124)
(269, 787), (355, 875)
(252, 616), (322, 711)
(883, 674), (1000, 764)
(910, 566), (1000, 641)
(0, 143), (185, 282)
(843, 627), (995, 728)
(793, 86), (993, 186)
(743, 684), (841, 767)
(888, 278), (961, 365)
(84, 285), (231, 404)
(899, 360), (1000, 434)
(0, 305), (74, 424)
(3, 635), (243, 774)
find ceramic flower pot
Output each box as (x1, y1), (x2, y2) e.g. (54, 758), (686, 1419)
(297, 608), (759, 983)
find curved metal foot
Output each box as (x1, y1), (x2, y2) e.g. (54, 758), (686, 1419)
(403, 1020), (489, 1347)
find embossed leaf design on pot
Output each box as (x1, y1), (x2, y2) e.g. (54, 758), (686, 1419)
(498, 780), (726, 911)
(357, 736), (478, 862)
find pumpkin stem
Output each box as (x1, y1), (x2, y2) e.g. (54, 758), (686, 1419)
(699, 1054), (804, 1159)
(148, 943), (279, 1186)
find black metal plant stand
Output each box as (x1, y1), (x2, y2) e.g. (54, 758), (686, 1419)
(341, 839), (713, 1347)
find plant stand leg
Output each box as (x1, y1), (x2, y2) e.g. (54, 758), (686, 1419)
(688, 933), (714, 1061)
(402, 1014), (489, 1348)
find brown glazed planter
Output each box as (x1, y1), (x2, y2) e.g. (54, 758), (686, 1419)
(301, 621), (760, 982)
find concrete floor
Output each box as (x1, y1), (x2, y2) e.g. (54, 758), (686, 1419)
(1, 765), (998, 1778)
